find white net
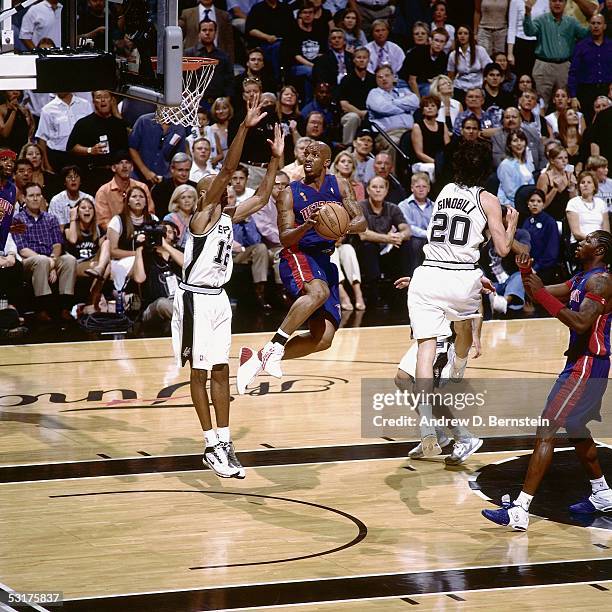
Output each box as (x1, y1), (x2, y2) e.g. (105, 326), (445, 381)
(155, 59), (217, 127)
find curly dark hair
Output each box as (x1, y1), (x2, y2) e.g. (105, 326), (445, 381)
(452, 140), (493, 187)
(592, 230), (612, 266)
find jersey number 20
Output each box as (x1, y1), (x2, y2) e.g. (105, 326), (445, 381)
(213, 239), (231, 269)
(430, 213), (471, 246)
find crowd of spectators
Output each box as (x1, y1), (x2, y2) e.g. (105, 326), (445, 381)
(1, 0), (611, 338)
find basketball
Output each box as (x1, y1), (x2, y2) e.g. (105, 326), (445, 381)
(315, 203), (350, 240)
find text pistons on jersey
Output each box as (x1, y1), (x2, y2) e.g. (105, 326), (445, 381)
(301, 201), (339, 222)
(436, 197), (477, 215)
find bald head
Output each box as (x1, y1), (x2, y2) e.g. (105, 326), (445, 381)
(303, 141), (332, 178)
(313, 141), (331, 161)
(196, 174), (215, 196)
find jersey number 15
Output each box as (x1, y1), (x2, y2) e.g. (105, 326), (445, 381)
(430, 213), (471, 246)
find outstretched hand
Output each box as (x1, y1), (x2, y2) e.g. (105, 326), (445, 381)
(267, 123), (285, 158)
(515, 252), (532, 269)
(394, 276), (411, 290)
(523, 272), (544, 294)
(479, 277), (496, 295)
(243, 93), (267, 128)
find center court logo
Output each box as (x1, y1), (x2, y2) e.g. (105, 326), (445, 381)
(0, 375), (349, 410)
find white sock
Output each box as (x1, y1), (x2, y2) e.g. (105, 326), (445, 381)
(204, 429), (218, 447)
(515, 491), (533, 511)
(591, 476), (609, 493)
(453, 354), (468, 370)
(217, 426), (231, 443)
(417, 404), (435, 438)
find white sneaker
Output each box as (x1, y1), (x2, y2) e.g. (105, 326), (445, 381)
(482, 494), (530, 531)
(203, 443), (239, 478)
(445, 436), (483, 465)
(236, 347), (262, 394)
(442, 344), (467, 383)
(409, 434), (452, 459)
(421, 434), (442, 457)
(488, 292), (508, 315)
(260, 341), (284, 378)
(569, 489), (612, 513)
(221, 441), (246, 479)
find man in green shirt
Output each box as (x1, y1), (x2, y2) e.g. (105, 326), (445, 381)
(524, 0), (589, 107)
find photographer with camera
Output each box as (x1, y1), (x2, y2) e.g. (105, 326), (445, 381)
(107, 184), (156, 297)
(131, 220), (184, 333)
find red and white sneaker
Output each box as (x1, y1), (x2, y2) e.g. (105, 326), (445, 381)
(260, 341), (284, 378)
(236, 347), (262, 394)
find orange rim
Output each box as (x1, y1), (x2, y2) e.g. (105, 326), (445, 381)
(151, 57), (219, 71)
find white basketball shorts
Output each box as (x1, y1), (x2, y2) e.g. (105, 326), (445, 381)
(171, 287), (232, 370)
(407, 264), (482, 340)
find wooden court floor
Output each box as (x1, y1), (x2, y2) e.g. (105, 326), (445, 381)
(1, 319), (612, 611)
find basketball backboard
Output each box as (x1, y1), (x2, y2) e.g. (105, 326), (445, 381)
(0, 0), (183, 105)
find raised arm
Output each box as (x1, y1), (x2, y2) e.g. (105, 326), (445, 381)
(481, 191), (519, 256)
(338, 176), (367, 234)
(201, 94), (267, 208)
(231, 124), (284, 222)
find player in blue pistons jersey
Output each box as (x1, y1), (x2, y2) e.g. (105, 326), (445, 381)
(483, 231), (612, 531)
(237, 141), (367, 393)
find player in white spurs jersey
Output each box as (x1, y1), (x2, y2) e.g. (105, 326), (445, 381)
(406, 140), (519, 457)
(171, 95), (285, 479)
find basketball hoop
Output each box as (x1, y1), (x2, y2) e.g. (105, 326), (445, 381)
(152, 57), (217, 128)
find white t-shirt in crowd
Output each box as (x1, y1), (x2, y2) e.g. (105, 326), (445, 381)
(566, 196), (608, 242)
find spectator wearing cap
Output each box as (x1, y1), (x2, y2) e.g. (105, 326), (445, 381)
(13, 182), (77, 322)
(184, 20), (234, 102)
(95, 152), (154, 230)
(366, 65), (419, 141)
(366, 19), (405, 78)
(180, 0), (235, 64)
(66, 90), (129, 194)
(151, 152), (196, 219)
(36, 92), (93, 173)
(338, 47), (376, 145)
(523, 0), (589, 108)
(399, 26), (449, 98)
(129, 113), (189, 185)
(48, 166), (93, 228)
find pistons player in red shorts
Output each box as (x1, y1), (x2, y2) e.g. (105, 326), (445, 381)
(483, 230), (612, 531)
(236, 141), (366, 393)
